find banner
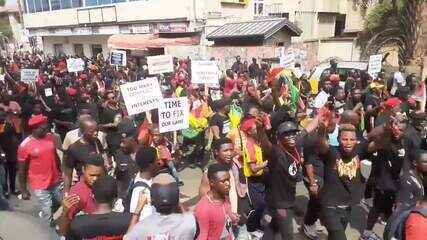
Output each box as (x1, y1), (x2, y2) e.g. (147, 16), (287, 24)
(66, 58), (85, 72)
(110, 50), (127, 66)
(280, 53), (295, 68)
(20, 69), (39, 82)
(191, 60), (219, 84)
(147, 55), (173, 75)
(120, 77), (162, 115)
(368, 54), (382, 75)
(158, 97), (189, 133)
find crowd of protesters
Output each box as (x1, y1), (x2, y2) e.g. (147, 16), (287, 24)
(0, 51), (426, 240)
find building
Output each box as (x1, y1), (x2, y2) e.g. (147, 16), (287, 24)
(0, 1), (25, 50)
(22, 0), (206, 58)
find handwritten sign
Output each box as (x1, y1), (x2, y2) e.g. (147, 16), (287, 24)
(110, 50), (127, 66)
(280, 53), (295, 69)
(20, 69), (39, 82)
(368, 54), (382, 75)
(66, 58), (85, 72)
(158, 97), (189, 133)
(191, 60), (219, 84)
(147, 55), (173, 75)
(120, 77), (162, 115)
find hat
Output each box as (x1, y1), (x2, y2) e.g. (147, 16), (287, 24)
(384, 97), (402, 109)
(66, 87), (77, 96)
(277, 121), (299, 137)
(150, 173), (179, 213)
(28, 114), (48, 128)
(329, 74), (340, 82)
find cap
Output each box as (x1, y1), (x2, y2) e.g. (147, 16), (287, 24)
(66, 87), (77, 96)
(384, 97), (402, 109)
(277, 121), (299, 137)
(28, 114), (48, 128)
(150, 173), (179, 213)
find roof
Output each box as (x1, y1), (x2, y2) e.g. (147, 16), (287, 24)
(207, 18), (302, 41)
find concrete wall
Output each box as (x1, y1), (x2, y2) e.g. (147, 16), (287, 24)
(43, 35), (109, 58)
(344, 0), (363, 32)
(23, 0), (192, 29)
(315, 39), (361, 62)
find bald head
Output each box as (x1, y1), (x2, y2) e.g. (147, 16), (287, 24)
(78, 114), (92, 130)
(340, 110), (359, 128)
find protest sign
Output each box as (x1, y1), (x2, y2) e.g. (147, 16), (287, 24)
(368, 54), (382, 75)
(147, 55), (173, 75)
(44, 88), (53, 97)
(158, 97), (189, 133)
(191, 60), (219, 85)
(120, 77), (162, 115)
(66, 58), (85, 72)
(20, 69), (38, 82)
(110, 50), (127, 66)
(280, 53), (295, 69)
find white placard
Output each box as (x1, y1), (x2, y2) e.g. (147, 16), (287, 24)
(280, 53), (295, 68)
(147, 55), (173, 75)
(191, 60), (219, 84)
(158, 97), (189, 133)
(44, 88), (53, 97)
(20, 69), (39, 82)
(66, 58), (85, 72)
(110, 50), (127, 66)
(120, 77), (162, 115)
(0, 74), (4, 83)
(368, 54), (382, 75)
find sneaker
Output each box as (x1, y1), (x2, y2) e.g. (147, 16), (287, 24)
(360, 230), (381, 240)
(178, 181), (184, 187)
(303, 224), (319, 240)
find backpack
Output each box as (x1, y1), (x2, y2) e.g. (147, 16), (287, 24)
(122, 178), (151, 213)
(383, 206), (427, 240)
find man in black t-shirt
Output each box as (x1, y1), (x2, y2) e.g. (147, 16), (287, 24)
(68, 175), (132, 240)
(53, 94), (77, 141)
(64, 119), (105, 192)
(209, 98), (231, 140)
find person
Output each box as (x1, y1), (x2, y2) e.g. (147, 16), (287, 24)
(17, 114), (62, 222)
(114, 136), (138, 199)
(64, 118), (105, 192)
(52, 93), (77, 141)
(195, 163), (237, 240)
(232, 56), (244, 74)
(404, 196), (427, 240)
(126, 146), (159, 220)
(0, 147), (10, 210)
(59, 154), (105, 236)
(248, 58), (260, 80)
(396, 150), (427, 210)
(68, 175), (132, 240)
(209, 98), (232, 140)
(124, 173), (197, 240)
(391, 66), (405, 96)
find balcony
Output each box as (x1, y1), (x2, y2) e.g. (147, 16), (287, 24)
(221, 0), (246, 6)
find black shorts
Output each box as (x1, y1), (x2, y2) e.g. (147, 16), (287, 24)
(320, 206), (351, 231)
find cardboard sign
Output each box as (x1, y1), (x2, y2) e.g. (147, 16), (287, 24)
(120, 77), (162, 115)
(66, 58), (85, 72)
(110, 50), (127, 66)
(191, 60), (219, 84)
(280, 53), (295, 68)
(147, 55), (173, 75)
(44, 88), (53, 97)
(368, 54), (382, 75)
(158, 97), (189, 133)
(20, 69), (39, 82)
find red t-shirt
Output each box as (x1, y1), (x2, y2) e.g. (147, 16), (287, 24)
(405, 212), (427, 240)
(194, 196), (232, 240)
(67, 179), (96, 220)
(17, 134), (61, 190)
(224, 77), (237, 97)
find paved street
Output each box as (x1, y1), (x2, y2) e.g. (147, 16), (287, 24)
(1, 166), (384, 240)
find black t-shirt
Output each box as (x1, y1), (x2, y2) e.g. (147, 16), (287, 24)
(66, 140), (103, 176)
(114, 149), (137, 197)
(396, 170), (424, 209)
(303, 132), (325, 179)
(53, 102), (77, 133)
(69, 212), (132, 240)
(0, 122), (19, 152)
(319, 144), (369, 207)
(209, 113), (231, 138)
(265, 133), (305, 209)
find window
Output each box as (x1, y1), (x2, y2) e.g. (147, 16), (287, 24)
(85, 0), (97, 6)
(35, 0), (42, 12)
(74, 44), (84, 57)
(51, 0), (60, 10)
(60, 0), (72, 9)
(91, 44), (103, 58)
(254, 0), (264, 15)
(27, 0), (36, 13)
(53, 44), (64, 57)
(72, 0), (83, 8)
(98, 0), (112, 5)
(42, 0), (50, 11)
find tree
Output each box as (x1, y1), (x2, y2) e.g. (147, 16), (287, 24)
(356, 0), (426, 66)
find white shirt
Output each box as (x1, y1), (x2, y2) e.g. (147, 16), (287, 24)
(129, 173), (155, 221)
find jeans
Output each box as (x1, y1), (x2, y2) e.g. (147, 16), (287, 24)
(366, 189), (395, 230)
(320, 206), (351, 240)
(168, 161), (181, 183)
(262, 208), (294, 240)
(33, 182), (63, 222)
(304, 194), (321, 226)
(0, 163), (10, 210)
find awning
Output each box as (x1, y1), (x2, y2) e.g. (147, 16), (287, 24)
(107, 34), (200, 50)
(207, 18), (302, 41)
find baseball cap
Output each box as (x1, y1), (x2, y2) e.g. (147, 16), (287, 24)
(28, 114), (48, 128)
(277, 121), (299, 137)
(150, 173), (179, 214)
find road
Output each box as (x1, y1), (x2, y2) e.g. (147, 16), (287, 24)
(1, 166), (384, 240)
